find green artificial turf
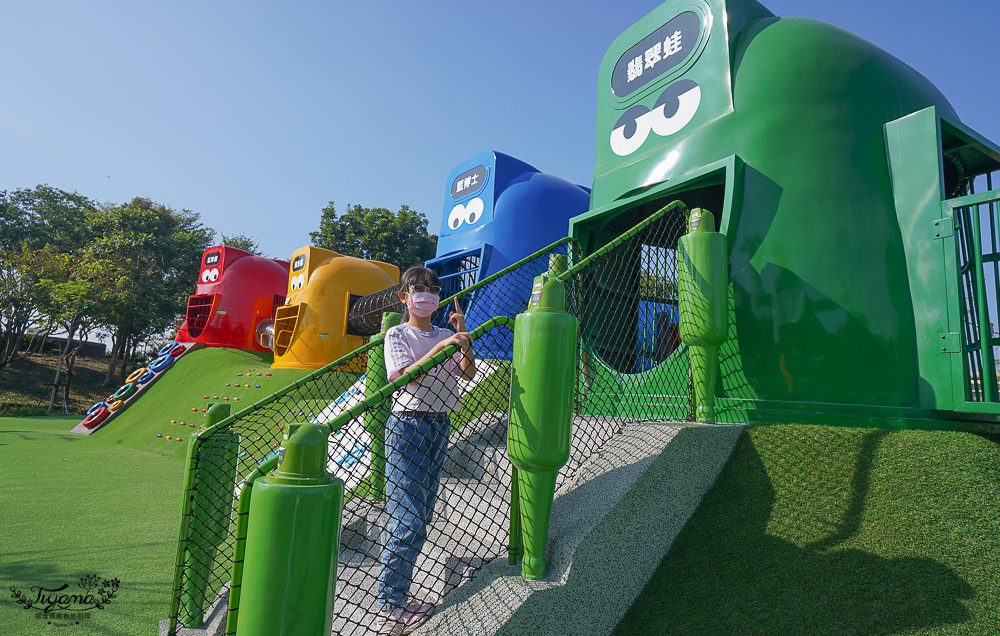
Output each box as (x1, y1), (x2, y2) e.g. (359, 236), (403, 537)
(92, 347), (313, 457)
(0, 415), (186, 635)
(0, 350), (324, 635)
(614, 424), (1000, 635)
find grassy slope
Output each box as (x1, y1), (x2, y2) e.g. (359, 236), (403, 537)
(614, 424), (1000, 635)
(92, 347), (313, 457)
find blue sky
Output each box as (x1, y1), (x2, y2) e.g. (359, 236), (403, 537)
(2, 1), (997, 261)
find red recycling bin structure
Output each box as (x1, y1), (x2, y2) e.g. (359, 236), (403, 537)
(176, 246), (290, 352)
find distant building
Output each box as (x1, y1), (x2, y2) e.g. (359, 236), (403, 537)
(25, 330), (107, 358)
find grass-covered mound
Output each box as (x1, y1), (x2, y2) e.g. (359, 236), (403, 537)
(93, 347), (313, 456)
(615, 424), (1000, 635)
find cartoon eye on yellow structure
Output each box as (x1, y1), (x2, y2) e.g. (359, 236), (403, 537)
(270, 246), (399, 370)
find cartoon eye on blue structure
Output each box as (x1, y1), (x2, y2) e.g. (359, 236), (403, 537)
(426, 150), (591, 357)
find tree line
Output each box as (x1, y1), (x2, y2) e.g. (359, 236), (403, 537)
(1, 186), (437, 411)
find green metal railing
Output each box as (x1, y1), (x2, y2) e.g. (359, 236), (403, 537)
(167, 201), (693, 635)
(167, 237), (577, 635)
(222, 316), (515, 635)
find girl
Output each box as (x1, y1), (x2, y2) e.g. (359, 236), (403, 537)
(376, 266), (474, 635)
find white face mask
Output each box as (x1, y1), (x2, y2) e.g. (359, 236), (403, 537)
(408, 292), (439, 318)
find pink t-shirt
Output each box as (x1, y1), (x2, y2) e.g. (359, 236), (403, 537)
(384, 324), (463, 412)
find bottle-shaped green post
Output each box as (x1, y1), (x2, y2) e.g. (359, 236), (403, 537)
(235, 423), (344, 636)
(508, 275), (577, 580)
(182, 402), (238, 627)
(359, 311), (402, 501)
(677, 208), (729, 422)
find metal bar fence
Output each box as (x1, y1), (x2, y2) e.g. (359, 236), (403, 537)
(950, 187), (1000, 403)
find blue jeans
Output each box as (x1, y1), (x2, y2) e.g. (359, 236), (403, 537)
(378, 412), (450, 610)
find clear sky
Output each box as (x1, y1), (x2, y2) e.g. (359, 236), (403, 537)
(2, 0), (997, 261)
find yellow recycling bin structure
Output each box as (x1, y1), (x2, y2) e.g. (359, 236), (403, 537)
(271, 246), (398, 370)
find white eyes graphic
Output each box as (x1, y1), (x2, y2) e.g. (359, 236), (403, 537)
(448, 197), (485, 230)
(200, 268), (220, 283)
(610, 79), (701, 157)
(289, 273), (306, 291)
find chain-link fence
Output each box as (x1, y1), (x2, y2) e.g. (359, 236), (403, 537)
(167, 201), (697, 635)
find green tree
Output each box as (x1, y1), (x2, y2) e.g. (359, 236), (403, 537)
(309, 202), (437, 270)
(0, 243), (51, 372)
(87, 198), (214, 384)
(0, 186), (98, 373)
(3, 184), (96, 251)
(639, 271), (677, 301)
(34, 250), (102, 412)
(220, 233), (263, 256)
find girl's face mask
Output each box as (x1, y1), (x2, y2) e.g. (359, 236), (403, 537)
(407, 291), (439, 318)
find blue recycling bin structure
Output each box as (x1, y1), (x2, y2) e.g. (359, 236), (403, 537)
(427, 150), (590, 358)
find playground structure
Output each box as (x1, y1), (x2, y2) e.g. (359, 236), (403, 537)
(165, 0), (1000, 634)
(176, 246), (290, 352)
(269, 246), (399, 370)
(426, 151), (590, 354)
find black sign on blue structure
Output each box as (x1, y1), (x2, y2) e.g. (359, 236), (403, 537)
(451, 165), (487, 199)
(611, 11), (700, 98)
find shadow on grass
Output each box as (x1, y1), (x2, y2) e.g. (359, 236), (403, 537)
(613, 429), (974, 635)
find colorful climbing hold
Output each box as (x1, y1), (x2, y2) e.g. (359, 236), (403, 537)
(157, 434), (163, 438)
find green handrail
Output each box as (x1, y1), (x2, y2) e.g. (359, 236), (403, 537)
(557, 200), (688, 282)
(321, 315), (516, 435)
